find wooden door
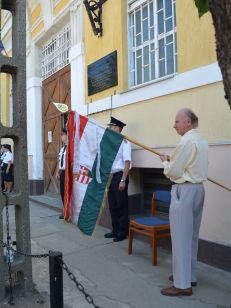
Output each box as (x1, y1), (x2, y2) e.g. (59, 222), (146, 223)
(42, 65), (71, 195)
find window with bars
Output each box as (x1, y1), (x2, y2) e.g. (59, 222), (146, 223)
(41, 26), (71, 80)
(128, 0), (177, 87)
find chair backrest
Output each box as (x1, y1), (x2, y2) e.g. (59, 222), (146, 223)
(151, 190), (171, 216)
(155, 190), (171, 204)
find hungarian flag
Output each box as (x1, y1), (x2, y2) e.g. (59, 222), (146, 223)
(64, 111), (124, 235)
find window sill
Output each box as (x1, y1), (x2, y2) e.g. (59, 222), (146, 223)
(121, 73), (177, 95)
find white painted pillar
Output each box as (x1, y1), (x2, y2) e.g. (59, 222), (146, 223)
(40, 0), (53, 31)
(26, 44), (43, 180)
(69, 1), (87, 115)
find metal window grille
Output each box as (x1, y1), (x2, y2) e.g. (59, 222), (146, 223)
(128, 0), (177, 87)
(41, 25), (71, 80)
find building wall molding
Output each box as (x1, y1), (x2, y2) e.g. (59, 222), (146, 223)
(27, 76), (42, 90)
(40, 0), (53, 31)
(29, 180), (44, 195)
(32, 3), (70, 46)
(70, 0), (85, 111)
(82, 62), (222, 115)
(26, 75), (43, 179)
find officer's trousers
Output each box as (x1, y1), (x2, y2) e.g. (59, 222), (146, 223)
(108, 171), (129, 237)
(60, 170), (65, 205)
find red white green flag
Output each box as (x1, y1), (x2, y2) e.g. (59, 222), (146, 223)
(64, 111), (124, 235)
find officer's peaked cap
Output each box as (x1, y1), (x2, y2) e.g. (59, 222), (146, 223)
(108, 117), (126, 128)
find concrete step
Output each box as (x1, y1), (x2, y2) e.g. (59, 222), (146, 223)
(29, 195), (63, 212)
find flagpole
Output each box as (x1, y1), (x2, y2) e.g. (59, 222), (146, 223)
(124, 135), (231, 192)
(124, 135), (163, 157)
(206, 177), (231, 192)
(52, 108), (231, 192)
(3, 48), (8, 57)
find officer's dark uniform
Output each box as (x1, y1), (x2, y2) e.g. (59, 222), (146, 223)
(58, 128), (67, 219)
(58, 144), (66, 204)
(104, 117), (131, 242)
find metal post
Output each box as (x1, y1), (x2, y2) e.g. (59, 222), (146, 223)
(49, 251), (63, 308)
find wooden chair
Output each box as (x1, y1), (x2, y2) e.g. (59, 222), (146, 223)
(128, 190), (171, 266)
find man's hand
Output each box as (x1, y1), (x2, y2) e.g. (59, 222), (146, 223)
(119, 181), (126, 191)
(160, 154), (170, 162)
(56, 172), (60, 180)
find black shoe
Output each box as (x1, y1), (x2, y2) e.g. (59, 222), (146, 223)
(104, 232), (116, 238)
(59, 214), (64, 219)
(113, 236), (127, 242)
(169, 275), (197, 287)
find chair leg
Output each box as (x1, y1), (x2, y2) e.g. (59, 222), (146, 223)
(151, 230), (157, 266)
(128, 228), (134, 255)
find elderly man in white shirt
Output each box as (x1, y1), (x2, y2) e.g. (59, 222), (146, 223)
(104, 117), (132, 242)
(160, 108), (208, 297)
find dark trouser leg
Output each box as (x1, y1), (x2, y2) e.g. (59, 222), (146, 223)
(1, 172), (4, 190)
(117, 185), (129, 237)
(108, 184), (120, 235)
(108, 174), (129, 238)
(60, 170), (65, 206)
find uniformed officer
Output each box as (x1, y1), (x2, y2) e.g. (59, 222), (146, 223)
(2, 144), (13, 193)
(56, 128), (67, 219)
(1, 144), (6, 190)
(104, 117), (132, 242)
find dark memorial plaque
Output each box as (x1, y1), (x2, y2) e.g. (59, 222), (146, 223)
(88, 51), (118, 95)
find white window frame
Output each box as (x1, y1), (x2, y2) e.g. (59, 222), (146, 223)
(128, 0), (177, 88)
(41, 25), (71, 80)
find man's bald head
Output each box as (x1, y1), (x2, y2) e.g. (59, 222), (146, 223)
(174, 109), (199, 136)
(179, 108), (198, 128)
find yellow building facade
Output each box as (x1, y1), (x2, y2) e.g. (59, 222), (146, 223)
(1, 0), (229, 266)
(84, 0), (230, 145)
(0, 10), (12, 127)
(82, 0), (231, 253)
(0, 10), (13, 153)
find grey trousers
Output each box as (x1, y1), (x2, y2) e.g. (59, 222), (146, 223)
(170, 183), (205, 289)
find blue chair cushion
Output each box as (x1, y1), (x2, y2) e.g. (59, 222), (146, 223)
(155, 190), (171, 204)
(133, 216), (169, 227)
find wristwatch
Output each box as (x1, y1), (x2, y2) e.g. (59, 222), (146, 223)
(120, 179), (125, 182)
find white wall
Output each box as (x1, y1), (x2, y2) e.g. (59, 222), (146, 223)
(131, 144), (231, 246)
(128, 168), (142, 196)
(27, 76), (43, 179)
(201, 145), (231, 246)
(69, 1), (85, 112)
(26, 41), (43, 180)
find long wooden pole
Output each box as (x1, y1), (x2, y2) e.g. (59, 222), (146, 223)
(124, 135), (231, 192)
(125, 135), (163, 156)
(207, 177), (231, 192)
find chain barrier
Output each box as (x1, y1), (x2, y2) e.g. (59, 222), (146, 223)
(3, 193), (14, 305)
(1, 240), (100, 307)
(59, 258), (100, 308)
(0, 239), (49, 259)
(0, 239), (6, 248)
(12, 248), (50, 259)
(1, 192), (100, 308)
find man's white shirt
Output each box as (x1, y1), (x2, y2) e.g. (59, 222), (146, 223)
(111, 140), (132, 173)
